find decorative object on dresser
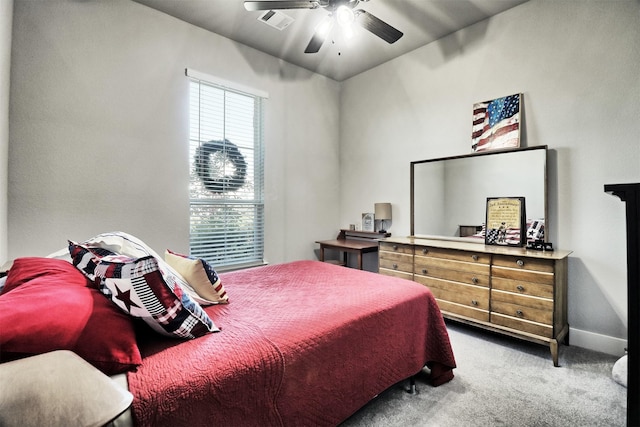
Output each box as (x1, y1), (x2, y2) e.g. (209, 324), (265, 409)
(379, 237), (571, 367)
(375, 202), (392, 233)
(362, 212), (375, 232)
(605, 183), (640, 427)
(484, 197), (526, 246)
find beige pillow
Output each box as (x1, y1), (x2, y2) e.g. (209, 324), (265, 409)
(165, 249), (229, 304)
(0, 350), (133, 427)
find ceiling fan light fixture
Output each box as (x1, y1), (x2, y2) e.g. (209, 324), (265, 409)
(244, 0), (402, 54)
(336, 5), (355, 27)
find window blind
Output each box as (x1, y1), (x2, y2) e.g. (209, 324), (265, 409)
(188, 71), (265, 270)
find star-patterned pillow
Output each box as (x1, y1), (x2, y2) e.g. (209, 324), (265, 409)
(68, 231), (214, 307)
(69, 242), (218, 339)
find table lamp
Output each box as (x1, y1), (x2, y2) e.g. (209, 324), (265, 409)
(374, 203), (392, 233)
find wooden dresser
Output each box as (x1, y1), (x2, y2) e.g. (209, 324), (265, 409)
(379, 237), (572, 366)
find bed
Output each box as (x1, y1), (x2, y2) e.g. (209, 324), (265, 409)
(0, 233), (456, 427)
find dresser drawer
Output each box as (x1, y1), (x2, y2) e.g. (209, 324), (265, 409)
(379, 253), (413, 274)
(491, 290), (553, 323)
(492, 254), (554, 273)
(491, 312), (553, 338)
(436, 300), (490, 322)
(379, 268), (413, 281)
(414, 261), (490, 287)
(492, 266), (554, 286)
(379, 242), (414, 255)
(415, 276), (489, 310)
(491, 300), (553, 325)
(415, 256), (490, 281)
(492, 276), (553, 299)
(415, 246), (490, 264)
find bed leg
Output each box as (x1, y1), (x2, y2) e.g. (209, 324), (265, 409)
(406, 376), (418, 395)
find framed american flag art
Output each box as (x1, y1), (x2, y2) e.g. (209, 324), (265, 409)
(472, 93), (522, 152)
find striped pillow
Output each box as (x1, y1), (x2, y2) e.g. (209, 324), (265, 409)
(69, 242), (218, 339)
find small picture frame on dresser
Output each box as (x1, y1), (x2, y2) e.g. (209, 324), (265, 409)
(485, 197), (526, 246)
(361, 213), (375, 232)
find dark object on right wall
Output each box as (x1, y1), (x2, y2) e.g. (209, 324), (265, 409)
(605, 182), (640, 427)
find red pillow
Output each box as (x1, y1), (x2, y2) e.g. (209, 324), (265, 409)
(1, 256), (82, 293)
(0, 258), (142, 375)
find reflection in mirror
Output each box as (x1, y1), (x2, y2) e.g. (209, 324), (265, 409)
(411, 146), (547, 242)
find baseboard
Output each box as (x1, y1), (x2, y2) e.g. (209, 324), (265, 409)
(569, 327), (627, 357)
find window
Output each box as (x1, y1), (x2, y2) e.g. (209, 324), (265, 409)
(187, 69), (266, 270)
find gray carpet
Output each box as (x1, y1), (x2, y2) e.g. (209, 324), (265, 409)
(341, 321), (626, 427)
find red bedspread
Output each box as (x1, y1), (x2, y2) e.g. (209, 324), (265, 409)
(127, 261), (456, 426)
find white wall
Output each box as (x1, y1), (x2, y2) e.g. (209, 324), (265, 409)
(8, 0), (340, 265)
(0, 0), (12, 266)
(340, 0), (639, 353)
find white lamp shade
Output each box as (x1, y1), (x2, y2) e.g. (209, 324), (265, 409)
(374, 203), (392, 220)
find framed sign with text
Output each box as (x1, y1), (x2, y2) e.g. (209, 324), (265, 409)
(485, 197), (526, 246)
(362, 212), (375, 232)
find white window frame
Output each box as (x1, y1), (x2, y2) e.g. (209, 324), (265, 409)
(187, 69), (267, 270)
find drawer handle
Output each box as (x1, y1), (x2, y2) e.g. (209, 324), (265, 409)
(516, 259), (525, 267)
(422, 268), (428, 274)
(516, 310), (524, 317)
(422, 248), (429, 254)
(471, 300), (478, 306)
(472, 254), (479, 261)
(392, 263), (398, 270)
(516, 285), (525, 292)
(392, 245), (398, 251)
(472, 277), (479, 284)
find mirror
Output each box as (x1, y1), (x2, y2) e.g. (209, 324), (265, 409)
(411, 146), (547, 242)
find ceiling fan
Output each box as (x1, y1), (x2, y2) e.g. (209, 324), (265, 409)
(244, 0), (403, 53)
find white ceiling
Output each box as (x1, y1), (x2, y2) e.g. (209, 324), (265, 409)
(133, 0), (529, 81)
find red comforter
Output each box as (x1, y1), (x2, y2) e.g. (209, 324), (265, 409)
(127, 261), (456, 426)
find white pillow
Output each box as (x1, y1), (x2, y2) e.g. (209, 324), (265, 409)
(74, 231), (208, 305)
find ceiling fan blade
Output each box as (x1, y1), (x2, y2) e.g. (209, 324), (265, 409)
(244, 1), (320, 11)
(304, 17), (334, 53)
(355, 10), (403, 44)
